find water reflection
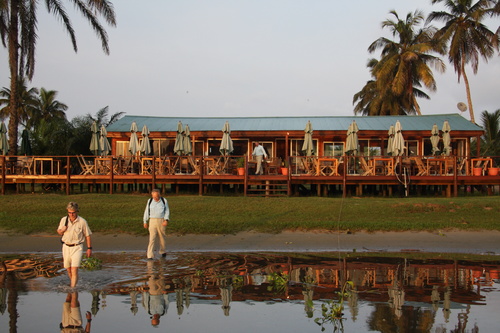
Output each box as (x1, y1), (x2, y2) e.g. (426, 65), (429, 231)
(1, 252), (499, 332)
(60, 291), (92, 332)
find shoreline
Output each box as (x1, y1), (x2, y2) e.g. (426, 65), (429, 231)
(1, 230), (499, 255)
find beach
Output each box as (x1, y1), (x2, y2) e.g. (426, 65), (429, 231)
(1, 230), (499, 254)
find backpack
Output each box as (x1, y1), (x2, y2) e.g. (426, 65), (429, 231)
(60, 216), (69, 244)
(148, 197), (166, 216)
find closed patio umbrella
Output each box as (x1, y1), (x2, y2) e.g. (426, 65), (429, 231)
(301, 120), (314, 156)
(140, 124), (151, 156)
(219, 121), (233, 155)
(386, 125), (395, 156)
(183, 124), (193, 156)
(0, 122), (8, 155)
(89, 121), (101, 156)
(20, 129), (32, 155)
(99, 125), (111, 156)
(391, 121), (405, 156)
(174, 121), (184, 156)
(430, 124), (440, 155)
(129, 121), (140, 156)
(442, 120), (451, 156)
(345, 121), (358, 155)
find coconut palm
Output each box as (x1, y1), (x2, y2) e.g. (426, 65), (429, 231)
(4, 0), (116, 155)
(428, 0), (499, 124)
(479, 109), (500, 156)
(0, 77), (39, 127)
(366, 10), (446, 116)
(26, 88), (68, 129)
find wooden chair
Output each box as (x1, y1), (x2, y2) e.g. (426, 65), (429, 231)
(412, 157), (429, 176)
(77, 155), (94, 175)
(359, 156), (374, 176)
(266, 157), (281, 175)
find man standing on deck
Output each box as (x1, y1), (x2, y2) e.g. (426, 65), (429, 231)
(57, 202), (93, 288)
(143, 189), (170, 260)
(252, 141), (268, 175)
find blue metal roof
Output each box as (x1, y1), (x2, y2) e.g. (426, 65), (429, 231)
(106, 114), (482, 133)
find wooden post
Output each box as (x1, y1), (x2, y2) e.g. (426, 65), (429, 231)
(110, 157), (114, 194)
(342, 155), (347, 198)
(66, 156), (71, 195)
(1, 155), (5, 195)
(199, 156), (204, 196)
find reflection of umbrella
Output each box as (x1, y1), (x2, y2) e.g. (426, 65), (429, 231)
(442, 120), (451, 156)
(129, 121), (140, 156)
(0, 122), (8, 155)
(220, 121), (233, 155)
(392, 121), (405, 156)
(99, 125), (111, 156)
(387, 125), (395, 156)
(140, 124), (151, 156)
(301, 120), (314, 156)
(20, 129), (32, 155)
(174, 121), (184, 155)
(345, 121), (359, 155)
(183, 125), (192, 155)
(89, 121), (101, 156)
(430, 124), (440, 155)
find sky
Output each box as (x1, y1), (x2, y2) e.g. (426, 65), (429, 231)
(0, 0), (499, 123)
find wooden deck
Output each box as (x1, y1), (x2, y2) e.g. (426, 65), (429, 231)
(2, 155), (499, 197)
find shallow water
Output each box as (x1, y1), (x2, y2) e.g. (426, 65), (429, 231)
(1, 252), (500, 333)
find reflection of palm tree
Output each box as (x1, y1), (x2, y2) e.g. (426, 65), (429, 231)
(428, 0), (499, 123)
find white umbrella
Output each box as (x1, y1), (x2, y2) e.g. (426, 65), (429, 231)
(140, 124), (151, 156)
(0, 122), (8, 155)
(430, 124), (440, 155)
(174, 121), (184, 156)
(301, 120), (314, 156)
(219, 121), (234, 155)
(99, 125), (111, 156)
(391, 121), (405, 156)
(442, 121), (451, 156)
(183, 124), (192, 155)
(387, 125), (395, 156)
(89, 121), (101, 156)
(345, 121), (359, 155)
(129, 121), (140, 156)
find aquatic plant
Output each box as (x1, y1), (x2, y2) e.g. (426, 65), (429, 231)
(81, 257), (102, 270)
(314, 280), (354, 332)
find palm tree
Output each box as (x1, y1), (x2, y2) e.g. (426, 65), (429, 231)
(0, 77), (39, 127)
(27, 88), (68, 129)
(88, 105), (125, 127)
(428, 0), (499, 124)
(479, 109), (500, 156)
(4, 0), (116, 155)
(365, 10), (446, 116)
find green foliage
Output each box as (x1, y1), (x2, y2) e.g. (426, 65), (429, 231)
(237, 157), (245, 168)
(266, 272), (289, 294)
(81, 257), (102, 270)
(314, 281), (354, 332)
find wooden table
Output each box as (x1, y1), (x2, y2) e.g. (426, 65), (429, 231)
(371, 157), (394, 175)
(426, 157), (452, 176)
(33, 157), (60, 175)
(316, 158), (339, 176)
(95, 157), (114, 175)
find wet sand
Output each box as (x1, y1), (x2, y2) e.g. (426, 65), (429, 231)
(1, 230), (499, 254)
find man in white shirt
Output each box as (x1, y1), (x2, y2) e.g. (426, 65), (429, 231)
(252, 142), (268, 175)
(143, 189), (170, 259)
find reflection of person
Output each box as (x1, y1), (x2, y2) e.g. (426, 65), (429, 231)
(60, 291), (92, 333)
(57, 202), (92, 287)
(142, 272), (169, 327)
(252, 142), (267, 175)
(143, 189), (170, 260)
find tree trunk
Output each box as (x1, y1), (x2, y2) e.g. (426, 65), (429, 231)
(461, 57), (475, 124)
(7, 0), (20, 156)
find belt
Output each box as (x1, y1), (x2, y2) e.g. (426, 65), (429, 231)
(64, 243), (82, 247)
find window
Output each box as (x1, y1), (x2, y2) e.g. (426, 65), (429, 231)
(116, 141), (130, 157)
(290, 139), (317, 156)
(323, 142), (344, 156)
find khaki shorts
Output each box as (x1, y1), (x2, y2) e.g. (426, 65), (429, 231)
(62, 244), (84, 268)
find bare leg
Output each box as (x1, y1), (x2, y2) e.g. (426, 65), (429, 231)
(67, 267), (79, 287)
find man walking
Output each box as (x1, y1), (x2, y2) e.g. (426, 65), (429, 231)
(57, 202), (93, 287)
(252, 142), (268, 175)
(143, 189), (170, 259)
